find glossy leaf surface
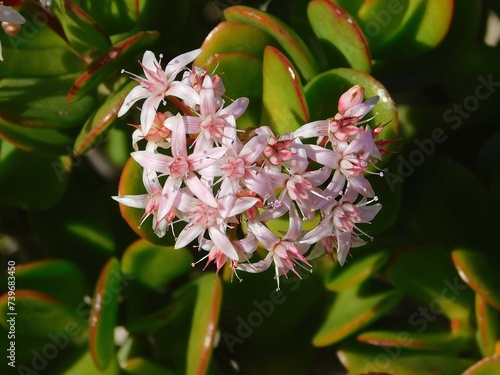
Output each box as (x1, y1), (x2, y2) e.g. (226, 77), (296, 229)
(224, 5), (319, 81)
(307, 0), (371, 72)
(261, 46), (309, 133)
(121, 239), (193, 291)
(313, 280), (403, 346)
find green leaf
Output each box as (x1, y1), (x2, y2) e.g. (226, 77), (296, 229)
(452, 248), (500, 310)
(0, 117), (76, 156)
(224, 5), (319, 81)
(121, 239), (193, 291)
(77, 0), (146, 35)
(387, 247), (474, 327)
(475, 294), (499, 357)
(313, 280), (403, 346)
(261, 46), (309, 133)
(462, 356), (500, 375)
(338, 341), (475, 375)
(373, 0), (482, 90)
(305, 67), (399, 146)
(326, 249), (390, 292)
(52, 348), (120, 375)
(196, 21), (277, 63)
(357, 330), (471, 351)
(0, 5), (84, 77)
(200, 52), (263, 129)
(73, 80), (136, 156)
(186, 274), (222, 375)
(0, 142), (71, 210)
(122, 358), (176, 375)
(0, 290), (87, 339)
(52, 0), (111, 55)
(0, 260), (87, 308)
(375, 0), (454, 58)
(354, 0), (410, 51)
(307, 0), (371, 73)
(0, 76), (96, 129)
(67, 31), (159, 103)
(149, 273), (222, 375)
(89, 258), (122, 370)
(334, 0), (454, 58)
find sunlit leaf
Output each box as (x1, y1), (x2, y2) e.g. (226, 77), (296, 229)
(261, 46), (309, 133)
(313, 280), (403, 346)
(224, 5), (319, 81)
(307, 0), (371, 72)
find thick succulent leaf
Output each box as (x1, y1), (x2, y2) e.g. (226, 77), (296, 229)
(78, 0), (146, 35)
(89, 258), (122, 370)
(387, 247), (474, 328)
(186, 273), (222, 375)
(354, 0), (409, 51)
(73, 80), (136, 156)
(305, 68), (398, 145)
(67, 31), (159, 103)
(307, 0), (371, 72)
(377, 0), (454, 58)
(0, 117), (76, 156)
(313, 280), (403, 346)
(121, 239), (193, 291)
(0, 76), (95, 129)
(373, 0), (481, 90)
(338, 341), (474, 374)
(52, 348), (120, 375)
(223, 5), (319, 81)
(196, 21), (277, 63)
(357, 330), (471, 351)
(326, 249), (390, 292)
(0, 142), (71, 210)
(122, 357), (176, 375)
(452, 248), (500, 310)
(0, 260), (87, 308)
(0, 9), (84, 77)
(475, 294), (499, 357)
(462, 356), (500, 375)
(200, 52), (263, 129)
(261, 46), (309, 133)
(149, 273), (222, 375)
(51, 0), (111, 55)
(0, 290), (87, 339)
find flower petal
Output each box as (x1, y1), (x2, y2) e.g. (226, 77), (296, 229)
(165, 49), (201, 78)
(209, 226), (239, 260)
(118, 85), (150, 117)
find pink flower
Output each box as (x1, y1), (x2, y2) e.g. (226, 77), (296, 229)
(301, 188), (381, 265)
(243, 206), (311, 290)
(175, 193), (258, 260)
(184, 76), (248, 150)
(112, 169), (174, 238)
(294, 85), (378, 150)
(118, 49), (201, 134)
(130, 115), (226, 218)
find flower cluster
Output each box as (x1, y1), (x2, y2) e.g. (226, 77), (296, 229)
(114, 49), (388, 289)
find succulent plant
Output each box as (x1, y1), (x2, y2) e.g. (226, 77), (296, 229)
(1, 1), (499, 374)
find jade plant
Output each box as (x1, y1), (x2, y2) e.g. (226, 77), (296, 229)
(0, 0), (499, 374)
